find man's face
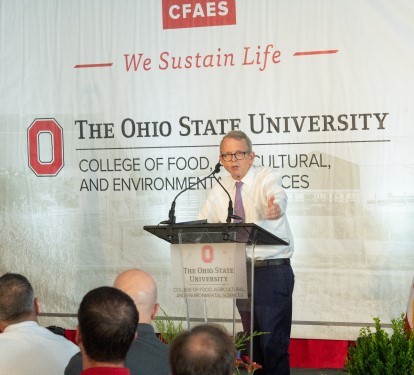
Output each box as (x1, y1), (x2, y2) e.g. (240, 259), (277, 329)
(219, 137), (255, 180)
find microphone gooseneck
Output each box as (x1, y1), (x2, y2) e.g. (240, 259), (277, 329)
(160, 162), (222, 225)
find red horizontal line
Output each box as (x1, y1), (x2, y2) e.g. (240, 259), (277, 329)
(74, 63), (113, 68)
(293, 50), (339, 56)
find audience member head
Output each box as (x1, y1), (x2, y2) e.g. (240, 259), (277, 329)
(169, 323), (237, 375)
(0, 273), (38, 330)
(76, 286), (138, 368)
(113, 268), (159, 323)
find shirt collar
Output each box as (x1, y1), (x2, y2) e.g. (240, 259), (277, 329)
(3, 320), (39, 332)
(231, 165), (255, 188)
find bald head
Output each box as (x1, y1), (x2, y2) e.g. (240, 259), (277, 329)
(113, 269), (159, 323)
(169, 324), (236, 375)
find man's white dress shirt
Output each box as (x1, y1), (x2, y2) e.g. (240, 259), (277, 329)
(0, 320), (80, 375)
(199, 165), (294, 259)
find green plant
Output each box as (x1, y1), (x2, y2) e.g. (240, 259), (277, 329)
(345, 313), (414, 375)
(234, 330), (268, 352)
(153, 308), (185, 344)
(234, 331), (267, 374)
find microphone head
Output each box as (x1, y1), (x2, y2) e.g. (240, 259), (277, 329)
(231, 214), (244, 222)
(213, 162), (221, 174)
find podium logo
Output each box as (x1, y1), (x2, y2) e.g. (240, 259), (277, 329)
(201, 245), (214, 263)
(162, 0), (236, 30)
(27, 118), (64, 177)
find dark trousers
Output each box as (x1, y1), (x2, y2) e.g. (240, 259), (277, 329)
(237, 262), (294, 375)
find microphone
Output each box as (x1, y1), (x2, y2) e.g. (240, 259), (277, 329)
(212, 175), (243, 223)
(160, 162), (222, 225)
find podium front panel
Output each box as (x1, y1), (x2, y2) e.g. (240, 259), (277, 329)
(170, 241), (248, 299)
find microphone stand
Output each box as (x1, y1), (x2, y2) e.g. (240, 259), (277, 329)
(211, 175), (244, 242)
(160, 162), (222, 225)
(212, 175), (242, 224)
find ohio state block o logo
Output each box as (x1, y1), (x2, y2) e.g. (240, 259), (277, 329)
(28, 118), (64, 176)
(201, 245), (214, 263)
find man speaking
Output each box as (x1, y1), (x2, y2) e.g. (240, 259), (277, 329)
(198, 130), (294, 375)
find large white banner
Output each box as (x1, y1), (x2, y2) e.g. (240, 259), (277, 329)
(0, 0), (413, 340)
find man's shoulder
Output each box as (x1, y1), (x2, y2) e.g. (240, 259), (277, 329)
(40, 325), (79, 348)
(130, 332), (169, 352)
(126, 337), (170, 375)
(252, 165), (281, 180)
(2, 321), (77, 348)
(64, 351), (82, 375)
(252, 165), (274, 174)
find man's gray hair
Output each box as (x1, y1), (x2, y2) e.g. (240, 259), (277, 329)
(220, 130), (253, 153)
(0, 273), (35, 322)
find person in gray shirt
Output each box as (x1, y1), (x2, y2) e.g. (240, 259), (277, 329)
(65, 269), (169, 375)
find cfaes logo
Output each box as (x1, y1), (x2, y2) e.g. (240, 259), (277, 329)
(162, 0), (236, 30)
(27, 118), (64, 177)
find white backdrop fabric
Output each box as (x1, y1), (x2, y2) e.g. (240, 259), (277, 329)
(1, 0), (413, 340)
